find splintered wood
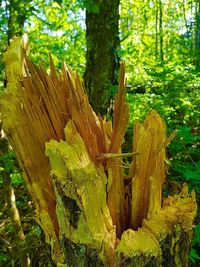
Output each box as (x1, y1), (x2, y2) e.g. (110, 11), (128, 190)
(130, 111), (167, 230)
(0, 36), (197, 267)
(106, 63), (129, 238)
(0, 36), (128, 262)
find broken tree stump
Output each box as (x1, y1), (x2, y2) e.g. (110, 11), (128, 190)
(0, 36), (197, 267)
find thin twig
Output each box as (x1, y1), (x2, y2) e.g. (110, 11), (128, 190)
(96, 152), (140, 160)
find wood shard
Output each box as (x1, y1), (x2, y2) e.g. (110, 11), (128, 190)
(130, 111), (170, 230)
(107, 63), (130, 238)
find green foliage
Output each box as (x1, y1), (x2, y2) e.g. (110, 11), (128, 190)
(190, 248), (200, 264)
(24, 224), (56, 267)
(193, 224), (200, 247)
(10, 172), (24, 187)
(0, 0), (200, 264)
(26, 0), (85, 73)
(190, 224), (200, 264)
(0, 150), (16, 173)
(0, 0), (86, 76)
(168, 126), (200, 191)
(77, 0), (100, 13)
(0, 220), (55, 267)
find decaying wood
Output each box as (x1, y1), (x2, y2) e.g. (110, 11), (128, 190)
(46, 120), (116, 266)
(116, 184), (196, 267)
(106, 64), (129, 238)
(0, 36), (197, 267)
(129, 111), (167, 230)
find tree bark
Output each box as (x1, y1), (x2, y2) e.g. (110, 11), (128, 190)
(159, 0), (164, 63)
(0, 135), (30, 267)
(194, 2), (200, 70)
(155, 0), (159, 60)
(84, 0), (120, 115)
(2, 172), (30, 267)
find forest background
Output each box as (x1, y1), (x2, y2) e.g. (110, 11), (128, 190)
(0, 0), (200, 266)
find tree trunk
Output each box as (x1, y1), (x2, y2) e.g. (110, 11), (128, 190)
(2, 172), (30, 267)
(0, 37), (197, 267)
(0, 134), (30, 267)
(84, 0), (120, 115)
(194, 2), (200, 70)
(155, 0), (159, 60)
(159, 0), (164, 63)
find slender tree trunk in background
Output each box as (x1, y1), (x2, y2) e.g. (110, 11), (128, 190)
(159, 0), (164, 63)
(84, 0), (120, 115)
(2, 173), (29, 267)
(194, 2), (200, 71)
(189, 1), (195, 64)
(182, 0), (189, 36)
(155, 0), (163, 63)
(0, 136), (29, 267)
(155, 0), (159, 60)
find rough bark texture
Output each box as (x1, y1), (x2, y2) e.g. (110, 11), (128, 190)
(84, 0), (120, 115)
(0, 37), (197, 267)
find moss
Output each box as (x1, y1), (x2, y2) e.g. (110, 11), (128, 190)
(61, 236), (104, 267)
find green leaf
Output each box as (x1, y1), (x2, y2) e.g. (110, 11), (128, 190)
(193, 224), (200, 246)
(80, 0), (100, 13)
(0, 254), (9, 264)
(190, 248), (200, 263)
(10, 172), (24, 186)
(55, 0), (63, 6)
